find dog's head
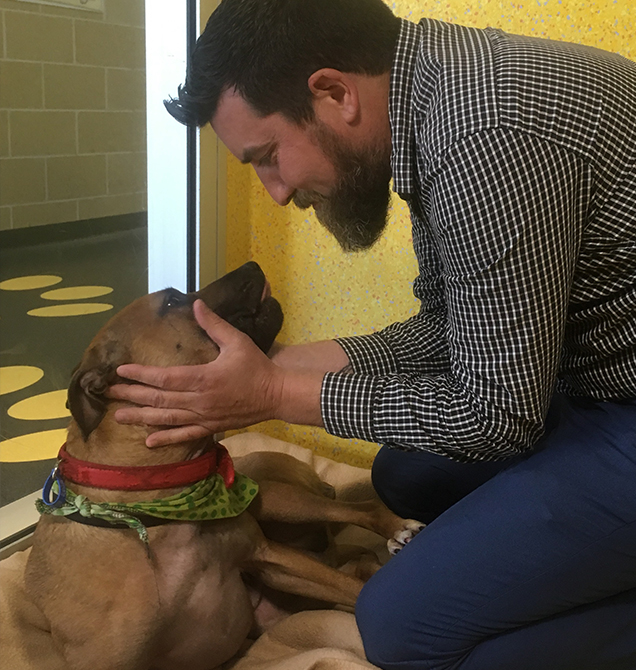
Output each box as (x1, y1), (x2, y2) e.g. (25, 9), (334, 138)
(67, 261), (283, 441)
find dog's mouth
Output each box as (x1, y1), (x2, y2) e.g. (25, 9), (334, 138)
(261, 280), (271, 302)
(195, 262), (283, 353)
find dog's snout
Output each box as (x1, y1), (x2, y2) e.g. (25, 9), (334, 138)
(190, 260), (282, 353)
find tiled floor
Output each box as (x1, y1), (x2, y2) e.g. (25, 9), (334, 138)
(0, 224), (147, 507)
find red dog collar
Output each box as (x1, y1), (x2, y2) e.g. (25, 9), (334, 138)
(57, 443), (235, 491)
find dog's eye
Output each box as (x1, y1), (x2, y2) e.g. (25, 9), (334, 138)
(163, 290), (187, 311)
(166, 294), (182, 308)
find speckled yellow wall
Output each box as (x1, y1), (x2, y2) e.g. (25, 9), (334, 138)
(224, 0), (634, 468)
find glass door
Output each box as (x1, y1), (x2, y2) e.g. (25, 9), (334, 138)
(0, 0), (221, 556)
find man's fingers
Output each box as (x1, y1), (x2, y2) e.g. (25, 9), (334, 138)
(109, 382), (161, 405)
(108, 383), (198, 408)
(114, 364), (172, 389)
(193, 299), (247, 348)
(114, 406), (200, 427)
(113, 365), (206, 392)
(146, 424), (212, 448)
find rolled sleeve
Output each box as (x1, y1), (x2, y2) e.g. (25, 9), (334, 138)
(321, 372), (378, 442)
(336, 332), (397, 375)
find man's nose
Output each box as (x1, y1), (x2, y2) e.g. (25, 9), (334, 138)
(259, 173), (294, 206)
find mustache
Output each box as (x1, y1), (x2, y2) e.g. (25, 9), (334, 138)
(292, 190), (324, 210)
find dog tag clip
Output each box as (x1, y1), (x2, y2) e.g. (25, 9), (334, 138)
(42, 462), (67, 508)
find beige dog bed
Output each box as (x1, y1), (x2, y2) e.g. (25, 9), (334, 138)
(0, 433), (383, 670)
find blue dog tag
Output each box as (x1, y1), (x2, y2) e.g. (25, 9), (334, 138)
(42, 462), (66, 507)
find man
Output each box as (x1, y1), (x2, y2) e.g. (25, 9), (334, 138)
(109, 0), (636, 667)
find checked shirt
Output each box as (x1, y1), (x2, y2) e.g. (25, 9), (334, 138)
(320, 18), (636, 462)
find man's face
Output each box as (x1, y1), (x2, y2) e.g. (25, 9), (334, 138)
(212, 89), (392, 252)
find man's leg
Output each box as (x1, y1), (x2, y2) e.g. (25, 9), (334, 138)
(357, 396), (636, 670)
(372, 445), (516, 523)
(458, 586), (636, 669)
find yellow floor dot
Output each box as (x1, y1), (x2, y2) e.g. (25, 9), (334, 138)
(0, 275), (62, 291)
(0, 428), (67, 463)
(41, 286), (114, 301)
(28, 303), (113, 317)
(8, 390), (70, 421)
(0, 366), (44, 396)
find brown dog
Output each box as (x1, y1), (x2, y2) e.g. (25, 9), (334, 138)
(24, 262), (422, 670)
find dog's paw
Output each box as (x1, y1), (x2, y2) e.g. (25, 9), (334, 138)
(387, 520), (425, 556)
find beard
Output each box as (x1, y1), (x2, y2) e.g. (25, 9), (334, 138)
(292, 123), (392, 252)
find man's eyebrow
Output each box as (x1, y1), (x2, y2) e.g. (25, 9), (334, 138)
(240, 144), (270, 165)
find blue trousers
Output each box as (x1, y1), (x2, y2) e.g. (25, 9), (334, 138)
(356, 395), (636, 669)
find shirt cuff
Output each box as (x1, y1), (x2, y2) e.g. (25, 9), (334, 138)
(336, 333), (398, 375)
(321, 372), (378, 441)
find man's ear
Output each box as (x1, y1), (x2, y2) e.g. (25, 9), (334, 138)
(66, 339), (127, 441)
(307, 68), (360, 124)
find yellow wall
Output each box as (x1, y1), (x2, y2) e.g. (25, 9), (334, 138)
(224, 0), (634, 468)
(0, 0), (147, 232)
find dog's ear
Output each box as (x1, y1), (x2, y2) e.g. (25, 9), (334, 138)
(67, 339), (127, 441)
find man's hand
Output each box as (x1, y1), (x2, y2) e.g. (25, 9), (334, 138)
(107, 299), (295, 447)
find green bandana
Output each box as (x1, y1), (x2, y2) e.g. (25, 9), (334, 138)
(36, 472), (259, 544)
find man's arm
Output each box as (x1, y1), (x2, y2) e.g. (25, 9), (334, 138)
(320, 129), (591, 460)
(108, 303), (343, 446)
(335, 309), (450, 376)
(269, 339), (351, 373)
(109, 132), (589, 458)
(106, 303), (446, 446)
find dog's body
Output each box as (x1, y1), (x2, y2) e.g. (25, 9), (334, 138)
(24, 262), (422, 670)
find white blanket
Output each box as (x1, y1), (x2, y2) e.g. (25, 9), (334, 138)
(0, 433), (382, 670)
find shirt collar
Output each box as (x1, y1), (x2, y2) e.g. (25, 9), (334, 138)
(389, 19), (422, 198)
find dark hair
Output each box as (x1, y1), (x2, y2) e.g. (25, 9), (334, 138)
(165, 0), (400, 127)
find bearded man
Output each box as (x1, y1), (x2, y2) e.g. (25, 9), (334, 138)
(109, 0), (636, 667)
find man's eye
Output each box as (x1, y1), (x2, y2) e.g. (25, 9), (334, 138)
(256, 150), (277, 168)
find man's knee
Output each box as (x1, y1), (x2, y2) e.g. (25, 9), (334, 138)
(356, 570), (411, 669)
(372, 445), (511, 524)
(371, 446), (448, 521)
(371, 446), (409, 516)
(355, 566), (448, 670)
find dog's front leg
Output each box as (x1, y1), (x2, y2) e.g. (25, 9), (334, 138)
(249, 538), (364, 607)
(241, 514), (363, 607)
(252, 480), (425, 554)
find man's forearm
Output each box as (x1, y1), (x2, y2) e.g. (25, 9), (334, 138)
(276, 368), (326, 427)
(270, 339), (351, 374)
(268, 340), (351, 428)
